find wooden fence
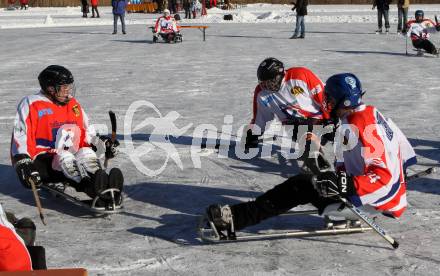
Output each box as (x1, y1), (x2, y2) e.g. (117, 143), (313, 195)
(1, 0), (438, 8)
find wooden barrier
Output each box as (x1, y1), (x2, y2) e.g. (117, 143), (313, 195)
(126, 3), (157, 13)
(179, 26), (209, 41)
(0, 268), (88, 276)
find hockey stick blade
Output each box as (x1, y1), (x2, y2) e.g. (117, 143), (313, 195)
(407, 167), (436, 182)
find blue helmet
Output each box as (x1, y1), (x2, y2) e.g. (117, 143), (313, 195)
(415, 10), (424, 18)
(324, 73), (364, 111)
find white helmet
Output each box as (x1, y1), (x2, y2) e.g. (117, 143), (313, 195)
(164, 9), (170, 16)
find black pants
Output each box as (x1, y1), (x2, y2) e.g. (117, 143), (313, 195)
(413, 39), (438, 55)
(230, 174), (338, 231)
(184, 8), (191, 19)
(91, 6), (99, 17)
(33, 153), (94, 197)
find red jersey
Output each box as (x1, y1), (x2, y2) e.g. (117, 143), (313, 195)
(11, 91), (92, 161)
(335, 105), (416, 218)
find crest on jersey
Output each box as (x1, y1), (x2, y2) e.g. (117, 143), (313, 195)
(72, 105), (80, 117)
(345, 76), (357, 89)
(291, 86), (304, 96)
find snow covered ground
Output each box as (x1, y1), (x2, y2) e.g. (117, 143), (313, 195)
(1, 3), (440, 276)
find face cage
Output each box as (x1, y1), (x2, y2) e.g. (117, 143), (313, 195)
(259, 75), (283, 92)
(54, 83), (76, 104)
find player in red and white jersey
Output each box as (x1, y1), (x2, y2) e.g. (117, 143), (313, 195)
(153, 9), (182, 43)
(10, 65), (123, 206)
(0, 203), (32, 271)
(205, 73), (416, 234)
(326, 74), (416, 218)
(406, 10), (440, 56)
(246, 57), (332, 172)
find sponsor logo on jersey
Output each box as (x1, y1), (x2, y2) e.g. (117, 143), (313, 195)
(261, 94), (275, 106)
(38, 108), (53, 118)
(291, 86), (304, 96)
(72, 105), (80, 117)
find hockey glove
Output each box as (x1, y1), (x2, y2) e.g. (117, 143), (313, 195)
(436, 24), (440, 32)
(314, 171), (354, 199)
(100, 136), (120, 159)
(14, 156), (42, 189)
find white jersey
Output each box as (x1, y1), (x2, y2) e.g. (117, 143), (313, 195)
(251, 67), (328, 134)
(406, 18), (437, 41)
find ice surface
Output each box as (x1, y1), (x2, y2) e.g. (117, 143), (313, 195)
(0, 4), (439, 276)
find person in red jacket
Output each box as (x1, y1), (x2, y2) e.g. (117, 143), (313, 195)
(0, 204), (32, 272)
(19, 0), (28, 10)
(91, 0), (100, 18)
(10, 65), (123, 208)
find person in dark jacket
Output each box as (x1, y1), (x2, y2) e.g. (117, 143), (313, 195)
(372, 0), (391, 33)
(112, 0), (128, 34)
(183, 0), (191, 19)
(81, 0), (89, 18)
(290, 0), (308, 39)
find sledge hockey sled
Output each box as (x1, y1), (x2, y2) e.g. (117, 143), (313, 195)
(198, 206), (373, 243)
(41, 182), (123, 215)
(409, 48), (439, 57)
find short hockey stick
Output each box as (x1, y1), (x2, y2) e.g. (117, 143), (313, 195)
(337, 197), (398, 249)
(29, 177), (47, 225)
(104, 111), (117, 169)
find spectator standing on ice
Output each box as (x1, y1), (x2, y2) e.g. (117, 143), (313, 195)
(191, 0), (201, 19)
(183, 0), (191, 19)
(397, 0), (410, 34)
(372, 0), (391, 34)
(19, 0), (28, 10)
(91, 0), (100, 18)
(81, 0), (89, 18)
(290, 0), (308, 39)
(112, 0), (128, 34)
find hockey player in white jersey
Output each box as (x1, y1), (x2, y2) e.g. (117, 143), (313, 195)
(245, 57), (333, 173)
(406, 10), (440, 56)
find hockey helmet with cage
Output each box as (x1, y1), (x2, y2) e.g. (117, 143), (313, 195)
(38, 65), (75, 105)
(257, 57), (284, 82)
(324, 73), (364, 115)
(257, 57), (285, 92)
(415, 10), (424, 19)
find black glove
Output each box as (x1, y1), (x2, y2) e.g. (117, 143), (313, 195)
(436, 25), (440, 32)
(100, 136), (120, 159)
(244, 129), (260, 149)
(314, 171), (354, 199)
(14, 156), (41, 189)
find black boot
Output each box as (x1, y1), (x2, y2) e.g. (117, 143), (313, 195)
(15, 218), (36, 246)
(84, 169), (108, 199)
(108, 168), (124, 205)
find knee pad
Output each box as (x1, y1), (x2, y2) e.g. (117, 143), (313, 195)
(52, 151), (81, 183)
(75, 147), (101, 175)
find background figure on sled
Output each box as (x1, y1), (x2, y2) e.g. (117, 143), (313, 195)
(11, 65), (123, 210)
(153, 9), (182, 43)
(406, 10), (440, 56)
